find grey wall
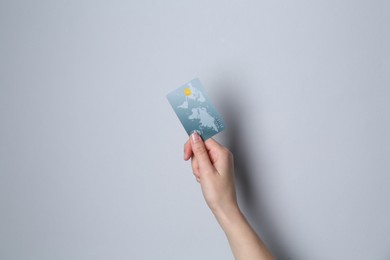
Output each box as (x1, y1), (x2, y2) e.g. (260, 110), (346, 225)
(1, 1), (389, 259)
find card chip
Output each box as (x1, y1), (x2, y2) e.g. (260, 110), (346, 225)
(184, 87), (192, 96)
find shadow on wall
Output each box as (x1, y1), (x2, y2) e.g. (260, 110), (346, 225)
(215, 79), (292, 260)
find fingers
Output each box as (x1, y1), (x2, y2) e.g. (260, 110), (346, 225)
(191, 156), (199, 178)
(184, 133), (226, 182)
(184, 139), (192, 161)
(190, 132), (214, 174)
(204, 138), (224, 151)
(184, 135), (224, 161)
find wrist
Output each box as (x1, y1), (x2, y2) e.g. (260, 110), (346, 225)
(212, 203), (244, 229)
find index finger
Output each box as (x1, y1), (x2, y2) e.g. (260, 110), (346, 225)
(184, 139), (193, 161)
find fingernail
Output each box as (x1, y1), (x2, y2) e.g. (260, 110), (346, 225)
(191, 131), (200, 143)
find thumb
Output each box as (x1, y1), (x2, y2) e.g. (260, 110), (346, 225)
(190, 132), (214, 174)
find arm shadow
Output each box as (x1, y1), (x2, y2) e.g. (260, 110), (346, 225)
(215, 81), (291, 260)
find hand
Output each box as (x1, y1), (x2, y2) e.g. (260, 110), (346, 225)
(184, 132), (275, 259)
(184, 132), (238, 216)
(184, 132), (274, 259)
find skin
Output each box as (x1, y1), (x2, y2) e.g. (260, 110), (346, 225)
(184, 132), (275, 260)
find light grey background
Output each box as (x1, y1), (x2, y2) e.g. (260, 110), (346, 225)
(1, 1), (389, 259)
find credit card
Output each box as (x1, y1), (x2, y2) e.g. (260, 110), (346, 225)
(166, 78), (225, 140)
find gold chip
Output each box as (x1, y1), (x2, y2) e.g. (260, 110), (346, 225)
(184, 87), (192, 96)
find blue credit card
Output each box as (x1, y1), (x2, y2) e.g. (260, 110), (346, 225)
(166, 78), (225, 140)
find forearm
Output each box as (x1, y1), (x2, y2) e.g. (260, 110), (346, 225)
(213, 206), (275, 260)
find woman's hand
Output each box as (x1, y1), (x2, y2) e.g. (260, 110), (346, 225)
(183, 132), (275, 260)
(184, 132), (238, 216)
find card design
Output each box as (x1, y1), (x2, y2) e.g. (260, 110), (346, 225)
(166, 78), (225, 140)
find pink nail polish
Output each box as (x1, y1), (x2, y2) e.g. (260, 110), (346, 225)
(191, 131), (200, 143)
